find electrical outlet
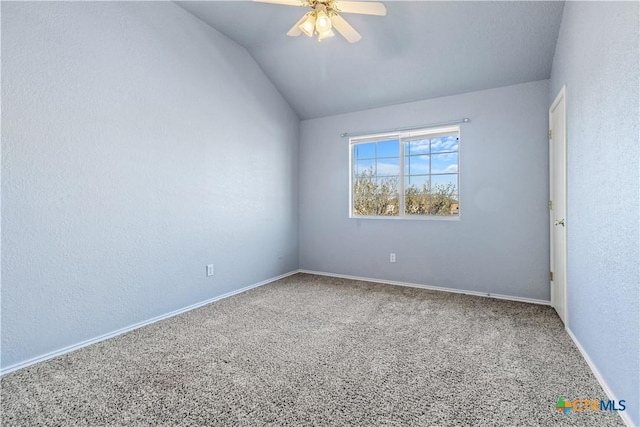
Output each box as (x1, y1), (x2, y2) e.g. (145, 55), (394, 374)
(390, 253), (396, 263)
(206, 264), (214, 277)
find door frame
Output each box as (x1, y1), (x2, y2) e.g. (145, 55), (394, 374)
(549, 85), (568, 327)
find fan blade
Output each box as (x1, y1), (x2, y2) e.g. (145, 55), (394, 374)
(334, 1), (387, 16)
(287, 14), (309, 37)
(330, 14), (362, 43)
(253, 0), (305, 6)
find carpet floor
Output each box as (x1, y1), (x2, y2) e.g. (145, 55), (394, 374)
(1, 273), (624, 426)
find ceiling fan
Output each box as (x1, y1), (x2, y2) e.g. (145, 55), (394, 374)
(254, 0), (387, 43)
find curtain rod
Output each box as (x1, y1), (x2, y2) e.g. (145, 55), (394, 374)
(340, 118), (470, 138)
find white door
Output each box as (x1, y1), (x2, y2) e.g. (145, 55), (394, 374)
(549, 86), (567, 325)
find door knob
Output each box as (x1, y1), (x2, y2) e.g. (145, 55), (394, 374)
(554, 219), (565, 227)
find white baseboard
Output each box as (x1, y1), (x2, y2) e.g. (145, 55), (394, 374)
(0, 270), (299, 376)
(565, 327), (634, 427)
(299, 269), (551, 306)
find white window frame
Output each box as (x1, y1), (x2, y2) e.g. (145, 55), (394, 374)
(349, 125), (460, 220)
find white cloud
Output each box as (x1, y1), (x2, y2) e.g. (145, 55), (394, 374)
(431, 137), (459, 152)
(433, 152), (457, 160)
(432, 164), (458, 174)
(406, 155), (429, 174)
(376, 161), (400, 176)
(407, 140), (430, 154)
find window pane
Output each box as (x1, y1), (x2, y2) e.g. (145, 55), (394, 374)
(431, 135), (459, 153)
(377, 176), (399, 186)
(374, 176), (400, 216)
(353, 143), (375, 160)
(405, 180), (430, 215)
(405, 155), (430, 175)
(352, 175), (399, 217)
(354, 159), (375, 177)
(407, 139), (430, 155)
(377, 157), (399, 176)
(352, 176), (376, 216)
(431, 174), (458, 190)
(377, 140), (400, 158)
(450, 196), (460, 215)
(376, 176), (399, 216)
(405, 174), (430, 189)
(431, 152), (458, 174)
(430, 174), (458, 216)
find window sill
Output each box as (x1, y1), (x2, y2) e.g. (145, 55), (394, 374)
(349, 214), (461, 221)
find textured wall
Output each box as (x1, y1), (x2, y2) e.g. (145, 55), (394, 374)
(1, 2), (299, 369)
(299, 81), (550, 301)
(550, 2), (639, 424)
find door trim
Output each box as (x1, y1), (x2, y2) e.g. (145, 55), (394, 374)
(549, 85), (568, 327)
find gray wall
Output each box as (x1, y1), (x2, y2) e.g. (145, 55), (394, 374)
(299, 80), (550, 301)
(1, 2), (299, 370)
(550, 2), (639, 424)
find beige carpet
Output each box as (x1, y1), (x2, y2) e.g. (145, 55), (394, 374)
(1, 273), (623, 426)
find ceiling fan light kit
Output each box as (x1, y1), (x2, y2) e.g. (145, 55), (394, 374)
(299, 13), (316, 37)
(317, 28), (335, 41)
(254, 0), (386, 43)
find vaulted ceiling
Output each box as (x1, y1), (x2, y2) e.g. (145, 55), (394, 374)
(176, 1), (565, 119)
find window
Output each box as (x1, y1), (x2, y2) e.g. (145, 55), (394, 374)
(350, 126), (459, 218)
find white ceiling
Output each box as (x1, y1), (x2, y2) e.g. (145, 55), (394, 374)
(176, 1), (565, 119)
